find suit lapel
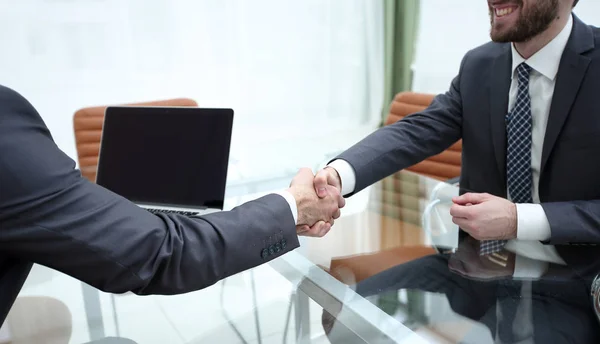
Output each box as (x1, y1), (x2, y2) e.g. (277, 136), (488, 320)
(540, 15), (594, 176)
(490, 45), (512, 189)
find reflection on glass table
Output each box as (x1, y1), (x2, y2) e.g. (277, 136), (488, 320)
(8, 170), (600, 343)
(286, 170), (600, 344)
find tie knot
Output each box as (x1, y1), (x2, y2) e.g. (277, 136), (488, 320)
(516, 63), (532, 82)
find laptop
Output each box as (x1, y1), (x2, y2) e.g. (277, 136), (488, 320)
(96, 106), (234, 216)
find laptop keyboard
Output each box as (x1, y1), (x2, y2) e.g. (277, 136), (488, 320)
(146, 208), (200, 216)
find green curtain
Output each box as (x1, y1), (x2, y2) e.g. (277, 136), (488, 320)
(376, 0), (424, 319)
(382, 0), (421, 124)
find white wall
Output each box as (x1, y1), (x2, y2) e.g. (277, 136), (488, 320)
(413, 0), (600, 94)
(0, 0), (383, 182)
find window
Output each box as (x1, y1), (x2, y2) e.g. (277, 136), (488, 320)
(0, 0), (384, 184)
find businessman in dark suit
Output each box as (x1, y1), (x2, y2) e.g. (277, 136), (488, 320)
(313, 1), (600, 341)
(0, 84), (344, 327)
(315, 0), (598, 265)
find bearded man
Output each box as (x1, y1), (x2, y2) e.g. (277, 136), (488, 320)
(316, 1), (600, 341)
(316, 0), (600, 265)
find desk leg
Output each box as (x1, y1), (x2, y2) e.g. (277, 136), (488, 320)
(82, 283), (105, 341)
(294, 290), (311, 344)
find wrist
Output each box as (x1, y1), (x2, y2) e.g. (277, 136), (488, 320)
(287, 187), (307, 224)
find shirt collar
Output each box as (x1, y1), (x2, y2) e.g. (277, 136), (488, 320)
(511, 13), (573, 81)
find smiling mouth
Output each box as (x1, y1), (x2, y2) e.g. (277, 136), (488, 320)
(495, 6), (517, 17)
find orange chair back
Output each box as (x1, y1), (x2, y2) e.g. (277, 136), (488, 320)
(73, 98), (198, 182)
(386, 92), (462, 181)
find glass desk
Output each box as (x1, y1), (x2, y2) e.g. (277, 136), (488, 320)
(8, 171), (600, 343)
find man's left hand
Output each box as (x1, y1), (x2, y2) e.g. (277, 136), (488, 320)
(450, 193), (517, 241)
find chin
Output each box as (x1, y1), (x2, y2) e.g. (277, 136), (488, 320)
(490, 29), (509, 43)
(489, 21), (515, 43)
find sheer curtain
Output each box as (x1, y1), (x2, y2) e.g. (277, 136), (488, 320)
(412, 0), (600, 95)
(0, 0), (384, 182)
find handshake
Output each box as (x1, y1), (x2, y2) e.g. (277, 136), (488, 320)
(286, 167), (345, 238)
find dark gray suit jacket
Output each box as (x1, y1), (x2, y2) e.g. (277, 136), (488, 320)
(336, 14), (600, 248)
(0, 85), (299, 323)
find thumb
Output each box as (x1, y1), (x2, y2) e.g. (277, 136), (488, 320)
(314, 169), (329, 198)
(452, 192), (488, 205)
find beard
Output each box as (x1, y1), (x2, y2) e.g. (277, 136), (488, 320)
(489, 0), (559, 43)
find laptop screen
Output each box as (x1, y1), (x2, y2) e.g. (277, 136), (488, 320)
(96, 107), (233, 209)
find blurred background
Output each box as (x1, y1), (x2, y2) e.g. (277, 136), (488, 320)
(2, 0), (599, 183)
(2, 1), (600, 343)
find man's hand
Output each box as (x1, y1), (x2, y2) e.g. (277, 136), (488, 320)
(288, 168), (341, 237)
(314, 167), (345, 206)
(450, 193), (518, 240)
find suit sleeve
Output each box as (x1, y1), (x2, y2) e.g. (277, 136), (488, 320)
(0, 86), (299, 295)
(542, 201), (600, 244)
(333, 55), (468, 196)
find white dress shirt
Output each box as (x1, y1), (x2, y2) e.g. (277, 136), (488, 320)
(274, 190), (298, 224)
(329, 14), (575, 276)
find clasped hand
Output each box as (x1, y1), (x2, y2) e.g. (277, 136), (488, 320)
(450, 192), (518, 240)
(287, 167), (345, 237)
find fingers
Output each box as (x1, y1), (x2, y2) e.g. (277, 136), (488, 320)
(451, 216), (469, 229)
(318, 222), (332, 237)
(449, 203), (474, 219)
(296, 224), (310, 234)
(315, 168), (344, 199)
(452, 192), (489, 205)
(327, 184), (346, 208)
(324, 186), (342, 220)
(332, 208), (341, 219)
(338, 195), (346, 208)
(314, 169), (330, 198)
(295, 170), (344, 236)
(297, 221), (332, 237)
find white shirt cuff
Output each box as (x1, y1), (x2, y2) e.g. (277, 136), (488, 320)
(515, 203), (551, 241)
(327, 159), (356, 196)
(512, 254), (549, 279)
(274, 190), (298, 225)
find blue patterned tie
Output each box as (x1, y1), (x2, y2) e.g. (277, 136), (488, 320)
(480, 63), (533, 255)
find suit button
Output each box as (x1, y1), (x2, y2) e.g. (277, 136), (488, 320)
(281, 239), (287, 249)
(268, 245), (275, 255)
(275, 243), (282, 253)
(261, 248), (268, 259)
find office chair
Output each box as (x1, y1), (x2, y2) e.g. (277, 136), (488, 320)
(386, 91), (462, 181)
